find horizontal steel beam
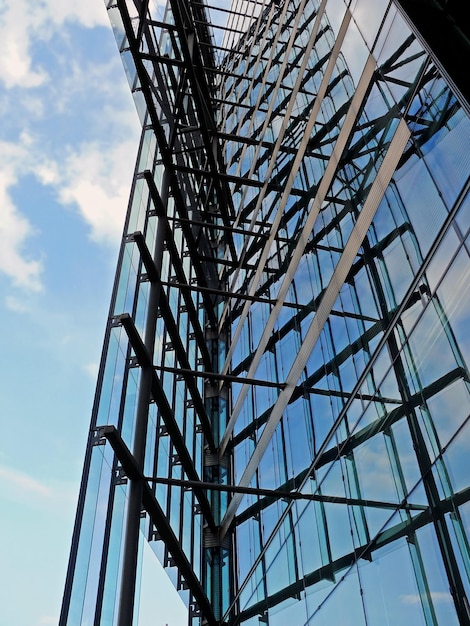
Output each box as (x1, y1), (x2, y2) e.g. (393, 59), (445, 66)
(154, 364), (286, 389)
(144, 475), (427, 512)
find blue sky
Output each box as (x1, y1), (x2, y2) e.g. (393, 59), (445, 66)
(0, 1), (185, 624)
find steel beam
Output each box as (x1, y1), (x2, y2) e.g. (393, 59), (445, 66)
(220, 118), (411, 536)
(100, 425), (218, 626)
(115, 313), (217, 528)
(231, 483), (470, 624)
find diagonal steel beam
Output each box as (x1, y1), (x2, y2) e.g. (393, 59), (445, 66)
(99, 425), (218, 626)
(115, 313), (217, 529)
(219, 50), (377, 455)
(220, 118), (411, 536)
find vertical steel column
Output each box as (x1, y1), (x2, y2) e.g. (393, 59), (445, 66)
(203, 267), (232, 620)
(116, 171), (170, 626)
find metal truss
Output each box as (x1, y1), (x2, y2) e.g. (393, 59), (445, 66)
(61, 2), (470, 626)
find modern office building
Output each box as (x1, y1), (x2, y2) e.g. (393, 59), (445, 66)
(60, 1), (470, 624)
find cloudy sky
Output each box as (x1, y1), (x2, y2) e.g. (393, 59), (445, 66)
(0, 1), (186, 624)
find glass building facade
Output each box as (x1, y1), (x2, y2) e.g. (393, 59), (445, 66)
(61, 1), (470, 625)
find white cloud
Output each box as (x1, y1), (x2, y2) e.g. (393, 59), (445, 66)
(0, 2), (47, 89)
(0, 110), (137, 293)
(58, 139), (137, 245)
(84, 361), (100, 379)
(0, 463), (79, 513)
(35, 161), (59, 186)
(0, 0), (140, 294)
(42, 0), (109, 29)
(0, 142), (43, 291)
(0, 198), (42, 291)
(0, 465), (52, 498)
(5, 295), (29, 312)
(0, 0), (108, 89)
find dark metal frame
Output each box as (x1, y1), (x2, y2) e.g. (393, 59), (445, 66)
(60, 2), (470, 625)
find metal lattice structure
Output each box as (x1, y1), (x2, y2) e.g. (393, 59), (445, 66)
(61, 1), (470, 625)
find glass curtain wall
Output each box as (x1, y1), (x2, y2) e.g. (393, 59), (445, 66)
(60, 1), (470, 625)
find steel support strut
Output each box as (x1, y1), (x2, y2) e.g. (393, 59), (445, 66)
(115, 170), (168, 626)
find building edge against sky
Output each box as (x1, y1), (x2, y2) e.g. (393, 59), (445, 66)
(61, 1), (470, 625)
